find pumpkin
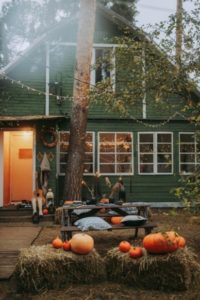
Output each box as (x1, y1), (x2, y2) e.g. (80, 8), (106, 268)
(111, 216), (123, 225)
(70, 233), (94, 254)
(119, 241), (131, 253)
(177, 236), (186, 248)
(143, 231), (179, 254)
(43, 208), (48, 215)
(129, 247), (143, 258)
(100, 198), (109, 204)
(52, 237), (63, 249)
(63, 240), (71, 251)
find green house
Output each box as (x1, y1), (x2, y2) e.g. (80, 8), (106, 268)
(0, 4), (199, 208)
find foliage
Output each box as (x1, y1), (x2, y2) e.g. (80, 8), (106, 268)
(174, 175), (200, 214)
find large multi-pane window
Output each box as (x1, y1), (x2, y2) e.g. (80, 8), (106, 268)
(98, 132), (133, 175)
(179, 133), (200, 174)
(58, 131), (95, 175)
(138, 132), (173, 174)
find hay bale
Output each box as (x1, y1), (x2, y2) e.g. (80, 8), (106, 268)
(15, 245), (106, 293)
(105, 247), (200, 291)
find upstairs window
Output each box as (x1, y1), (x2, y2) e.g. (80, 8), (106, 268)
(138, 132), (173, 174)
(98, 132), (133, 175)
(179, 133), (200, 174)
(58, 131), (95, 175)
(91, 47), (115, 89)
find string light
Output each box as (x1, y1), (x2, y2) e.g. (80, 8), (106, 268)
(0, 71), (195, 129)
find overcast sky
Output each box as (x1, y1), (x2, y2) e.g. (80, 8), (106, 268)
(136, 0), (194, 26)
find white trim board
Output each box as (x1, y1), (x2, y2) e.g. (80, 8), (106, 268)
(0, 132), (3, 207)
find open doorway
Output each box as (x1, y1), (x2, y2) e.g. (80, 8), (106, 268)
(2, 130), (34, 207)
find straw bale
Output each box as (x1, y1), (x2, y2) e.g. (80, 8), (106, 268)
(15, 245), (106, 293)
(105, 247), (200, 291)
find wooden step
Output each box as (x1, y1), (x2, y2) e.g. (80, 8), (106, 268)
(0, 214), (55, 223)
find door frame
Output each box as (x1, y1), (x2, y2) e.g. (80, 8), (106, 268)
(0, 127), (36, 207)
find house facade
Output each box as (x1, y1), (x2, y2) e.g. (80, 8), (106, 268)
(0, 4), (199, 208)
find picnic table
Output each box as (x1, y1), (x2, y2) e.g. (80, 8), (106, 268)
(60, 202), (156, 240)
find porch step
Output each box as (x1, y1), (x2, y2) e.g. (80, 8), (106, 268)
(0, 214), (55, 223)
(0, 208), (33, 216)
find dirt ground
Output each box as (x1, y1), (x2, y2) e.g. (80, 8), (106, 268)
(1, 208), (200, 300)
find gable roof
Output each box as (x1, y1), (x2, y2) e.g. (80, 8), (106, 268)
(0, 3), (146, 75)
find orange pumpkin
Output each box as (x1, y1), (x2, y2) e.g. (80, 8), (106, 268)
(70, 233), (94, 254)
(100, 198), (109, 204)
(143, 231), (179, 254)
(52, 237), (63, 249)
(111, 216), (123, 225)
(43, 208), (48, 215)
(177, 236), (186, 248)
(63, 240), (71, 251)
(119, 241), (131, 253)
(129, 247), (143, 258)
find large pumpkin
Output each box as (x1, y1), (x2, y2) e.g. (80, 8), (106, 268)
(143, 231), (179, 254)
(70, 233), (94, 254)
(52, 237), (63, 249)
(111, 216), (123, 225)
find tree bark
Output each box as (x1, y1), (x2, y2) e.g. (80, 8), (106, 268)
(63, 0), (96, 201)
(176, 0), (183, 70)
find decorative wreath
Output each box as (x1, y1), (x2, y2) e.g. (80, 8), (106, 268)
(40, 127), (58, 148)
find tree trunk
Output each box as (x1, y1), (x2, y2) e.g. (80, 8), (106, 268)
(176, 0), (183, 70)
(63, 0), (96, 201)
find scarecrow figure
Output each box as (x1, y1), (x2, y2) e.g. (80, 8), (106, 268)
(31, 189), (46, 223)
(105, 177), (126, 203)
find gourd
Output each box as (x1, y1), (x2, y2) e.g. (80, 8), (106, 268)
(111, 216), (123, 225)
(52, 237), (63, 249)
(129, 247), (143, 258)
(119, 241), (131, 252)
(63, 240), (71, 251)
(70, 233), (94, 254)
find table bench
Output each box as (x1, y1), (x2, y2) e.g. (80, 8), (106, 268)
(61, 222), (157, 240)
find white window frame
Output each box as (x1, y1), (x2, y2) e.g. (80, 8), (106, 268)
(97, 132), (134, 176)
(138, 132), (173, 175)
(57, 131), (95, 176)
(179, 132), (200, 175)
(90, 44), (116, 90)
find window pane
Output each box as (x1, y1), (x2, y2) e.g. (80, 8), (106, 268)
(60, 153), (68, 163)
(100, 154), (115, 163)
(157, 144), (171, 152)
(85, 132), (92, 142)
(85, 154), (93, 163)
(117, 143), (132, 152)
(60, 164), (66, 173)
(100, 144), (115, 152)
(158, 154), (172, 163)
(180, 164), (195, 173)
(157, 134), (171, 142)
(84, 164), (93, 173)
(100, 164), (115, 173)
(157, 164), (172, 173)
(117, 164), (132, 173)
(180, 144), (195, 152)
(140, 144), (153, 153)
(60, 143), (68, 152)
(140, 164), (153, 173)
(140, 134), (153, 143)
(117, 154), (132, 163)
(84, 142), (93, 152)
(197, 154), (200, 163)
(180, 154), (195, 163)
(60, 132), (69, 142)
(100, 133), (115, 142)
(117, 133), (132, 142)
(180, 134), (194, 143)
(140, 154), (153, 163)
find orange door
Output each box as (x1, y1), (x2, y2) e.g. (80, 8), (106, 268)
(10, 132), (33, 202)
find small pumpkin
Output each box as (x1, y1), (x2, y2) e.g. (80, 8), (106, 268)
(63, 240), (71, 251)
(119, 241), (131, 253)
(111, 216), (123, 225)
(177, 236), (186, 248)
(43, 208), (48, 215)
(70, 233), (94, 254)
(129, 247), (143, 258)
(52, 237), (63, 249)
(100, 198), (109, 204)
